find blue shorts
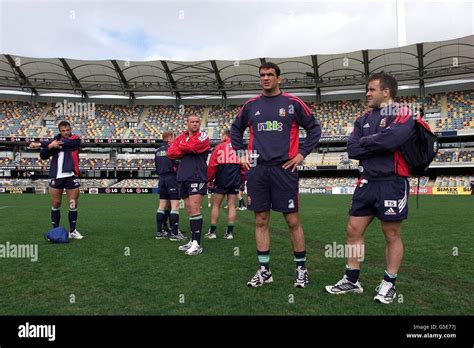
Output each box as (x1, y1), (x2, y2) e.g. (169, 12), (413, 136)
(49, 176), (80, 190)
(158, 174), (179, 200)
(246, 165), (299, 213)
(178, 181), (208, 199)
(349, 178), (409, 221)
(211, 185), (240, 195)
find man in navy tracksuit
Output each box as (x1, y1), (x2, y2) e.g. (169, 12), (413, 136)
(167, 115), (210, 256)
(155, 131), (186, 241)
(325, 72), (416, 304)
(231, 62), (321, 288)
(29, 121), (84, 240)
(205, 129), (245, 240)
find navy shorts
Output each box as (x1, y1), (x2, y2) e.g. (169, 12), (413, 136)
(158, 174), (179, 200)
(212, 185), (240, 195)
(179, 181), (208, 199)
(349, 178), (409, 221)
(49, 176), (80, 190)
(246, 165), (299, 213)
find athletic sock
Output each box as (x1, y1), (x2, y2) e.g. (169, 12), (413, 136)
(384, 270), (397, 284)
(294, 250), (306, 268)
(345, 265), (360, 284)
(170, 210), (179, 235)
(226, 224), (234, 234)
(68, 209), (78, 232)
(163, 209), (171, 230)
(257, 250), (270, 270)
(51, 207), (60, 228)
(156, 209), (165, 233)
(209, 224), (217, 234)
(190, 215), (203, 244)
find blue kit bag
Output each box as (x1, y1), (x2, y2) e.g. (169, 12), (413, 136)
(44, 226), (70, 243)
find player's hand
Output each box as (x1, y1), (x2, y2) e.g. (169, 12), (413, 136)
(48, 140), (63, 149)
(28, 142), (41, 149)
(282, 153), (304, 172)
(240, 155), (251, 171)
(208, 181), (215, 190)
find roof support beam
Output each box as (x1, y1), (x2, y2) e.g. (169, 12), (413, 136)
(311, 55), (321, 103)
(210, 60), (227, 99)
(362, 50), (370, 80)
(5, 54), (38, 95)
(111, 60), (135, 100)
(161, 60), (181, 99)
(417, 43), (425, 97)
(59, 58), (88, 99)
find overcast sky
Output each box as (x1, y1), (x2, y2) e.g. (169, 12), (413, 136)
(0, 0), (473, 61)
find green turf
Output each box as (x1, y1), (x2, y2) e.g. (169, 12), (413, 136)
(0, 194), (472, 315)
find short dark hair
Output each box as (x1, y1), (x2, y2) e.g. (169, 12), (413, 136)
(368, 71), (398, 99)
(259, 62), (281, 77)
(57, 121), (71, 130)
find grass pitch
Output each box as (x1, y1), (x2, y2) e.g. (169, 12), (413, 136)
(0, 194), (472, 315)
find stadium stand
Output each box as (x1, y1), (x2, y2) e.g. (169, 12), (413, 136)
(0, 156), (13, 166)
(79, 179), (117, 188)
(434, 149), (474, 163)
(0, 101), (44, 137)
(434, 176), (474, 187)
(0, 178), (34, 187)
(300, 177), (358, 188)
(408, 176), (430, 187)
(110, 179), (158, 188)
(309, 100), (362, 137)
(115, 158), (155, 168)
(1, 91), (473, 139)
(79, 158), (111, 168)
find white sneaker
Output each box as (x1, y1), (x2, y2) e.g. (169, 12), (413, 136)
(325, 275), (363, 294)
(373, 280), (396, 304)
(69, 230), (84, 240)
(184, 241), (203, 256)
(178, 240), (193, 251)
(247, 267), (273, 287)
(204, 230), (217, 239)
(224, 232), (233, 240)
(294, 266), (309, 288)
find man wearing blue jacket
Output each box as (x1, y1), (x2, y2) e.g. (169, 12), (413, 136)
(155, 131), (185, 241)
(231, 62), (321, 288)
(29, 121), (83, 239)
(325, 72), (416, 304)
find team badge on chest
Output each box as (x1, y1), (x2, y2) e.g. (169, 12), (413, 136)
(379, 117), (387, 128)
(279, 108), (286, 117)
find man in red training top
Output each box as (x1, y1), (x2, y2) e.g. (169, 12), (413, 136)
(167, 114), (210, 256)
(205, 129), (245, 240)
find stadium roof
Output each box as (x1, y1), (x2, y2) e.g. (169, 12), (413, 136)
(0, 35), (473, 100)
